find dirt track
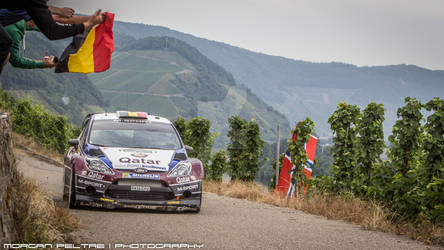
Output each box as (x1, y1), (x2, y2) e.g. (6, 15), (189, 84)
(15, 149), (441, 250)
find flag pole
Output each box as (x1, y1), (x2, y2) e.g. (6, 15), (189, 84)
(275, 123), (280, 188)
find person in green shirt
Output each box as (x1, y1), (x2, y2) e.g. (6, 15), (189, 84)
(5, 15), (55, 69)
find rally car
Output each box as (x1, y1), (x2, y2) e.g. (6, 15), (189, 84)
(62, 111), (203, 212)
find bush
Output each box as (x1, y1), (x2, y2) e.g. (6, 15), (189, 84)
(0, 90), (79, 154)
(207, 150), (227, 182)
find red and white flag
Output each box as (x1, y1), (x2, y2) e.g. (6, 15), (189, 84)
(276, 133), (318, 197)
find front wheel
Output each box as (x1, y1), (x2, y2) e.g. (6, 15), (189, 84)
(62, 168), (69, 202)
(193, 193), (202, 213)
(68, 170), (78, 208)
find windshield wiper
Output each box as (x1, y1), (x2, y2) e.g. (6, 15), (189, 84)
(90, 143), (108, 147)
(130, 146), (169, 150)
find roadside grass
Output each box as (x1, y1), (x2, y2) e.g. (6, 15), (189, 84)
(203, 180), (444, 246)
(12, 132), (64, 163)
(9, 172), (81, 243)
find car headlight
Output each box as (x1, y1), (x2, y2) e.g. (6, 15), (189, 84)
(85, 157), (114, 175)
(167, 161), (191, 177)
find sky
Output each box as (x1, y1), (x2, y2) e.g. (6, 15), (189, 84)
(51, 0), (444, 70)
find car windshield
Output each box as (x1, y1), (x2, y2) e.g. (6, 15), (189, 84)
(89, 120), (182, 150)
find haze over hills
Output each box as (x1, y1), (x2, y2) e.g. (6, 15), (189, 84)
(114, 21), (444, 138)
(2, 20), (443, 143)
(89, 36), (290, 148)
(1, 31), (290, 149)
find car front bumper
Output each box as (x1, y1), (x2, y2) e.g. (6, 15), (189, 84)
(74, 175), (202, 208)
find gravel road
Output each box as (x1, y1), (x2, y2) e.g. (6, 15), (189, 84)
(15, 149), (440, 250)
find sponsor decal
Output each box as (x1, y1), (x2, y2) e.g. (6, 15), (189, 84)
(141, 165), (165, 170)
(119, 157), (160, 165)
(135, 168), (148, 174)
(131, 186), (151, 192)
(101, 148), (172, 171)
(176, 184), (198, 192)
(100, 197), (114, 203)
(78, 178), (105, 188)
(176, 176), (191, 184)
(134, 168), (148, 174)
(120, 149), (153, 153)
(131, 152), (148, 158)
(167, 201), (180, 204)
(122, 173), (160, 180)
(87, 171), (105, 180)
(114, 164), (167, 171)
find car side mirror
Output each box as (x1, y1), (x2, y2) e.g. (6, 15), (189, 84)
(68, 139), (79, 147)
(185, 145), (193, 153)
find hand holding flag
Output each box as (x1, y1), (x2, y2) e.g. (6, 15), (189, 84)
(83, 9), (105, 31)
(56, 12), (114, 74)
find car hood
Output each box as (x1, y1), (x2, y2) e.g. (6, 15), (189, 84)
(99, 147), (174, 172)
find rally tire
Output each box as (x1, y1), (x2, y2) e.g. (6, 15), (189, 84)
(193, 193), (202, 213)
(62, 168), (68, 202)
(68, 170), (78, 208)
(194, 206), (201, 213)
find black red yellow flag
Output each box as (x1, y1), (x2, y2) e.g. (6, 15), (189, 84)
(56, 12), (114, 73)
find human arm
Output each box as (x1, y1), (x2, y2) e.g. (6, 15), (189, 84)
(24, 0), (84, 40)
(3, 1), (103, 40)
(82, 9), (105, 31)
(5, 23), (44, 69)
(53, 15), (89, 25)
(48, 5), (74, 18)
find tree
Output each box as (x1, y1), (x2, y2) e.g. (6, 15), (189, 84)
(388, 97), (423, 218)
(207, 150), (227, 182)
(241, 119), (264, 181)
(422, 97), (444, 223)
(357, 103), (385, 191)
(227, 116), (247, 180)
(173, 117), (216, 173)
(328, 102), (360, 192)
(287, 118), (315, 193)
(389, 97), (423, 175)
(227, 116), (264, 182)
(173, 117), (187, 143)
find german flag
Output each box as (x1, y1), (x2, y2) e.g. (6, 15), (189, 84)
(55, 12), (114, 73)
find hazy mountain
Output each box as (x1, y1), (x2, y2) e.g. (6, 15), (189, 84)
(114, 21), (444, 138)
(2, 31), (290, 148)
(88, 36), (290, 148)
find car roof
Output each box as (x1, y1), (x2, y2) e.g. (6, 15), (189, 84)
(91, 112), (172, 125)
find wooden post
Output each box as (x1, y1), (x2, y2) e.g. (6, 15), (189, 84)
(275, 124), (280, 188)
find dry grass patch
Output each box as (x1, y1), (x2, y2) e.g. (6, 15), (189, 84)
(203, 180), (444, 246)
(9, 173), (81, 243)
(12, 132), (63, 163)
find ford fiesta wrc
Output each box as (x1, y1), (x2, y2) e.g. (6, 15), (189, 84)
(62, 111), (203, 212)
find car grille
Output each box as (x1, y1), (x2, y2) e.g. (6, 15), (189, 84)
(105, 190), (175, 201)
(116, 179), (165, 188)
(106, 179), (174, 201)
